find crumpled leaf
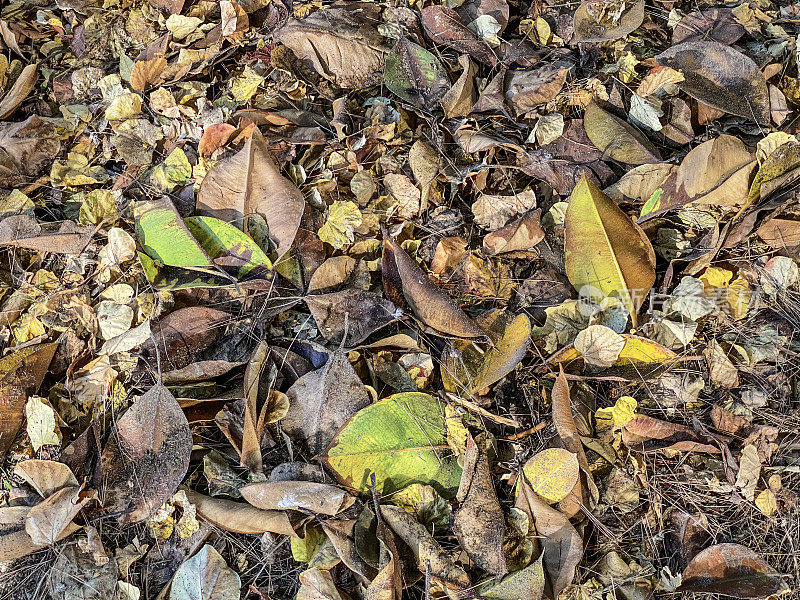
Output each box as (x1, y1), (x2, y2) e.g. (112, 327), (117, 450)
(101, 384), (192, 524)
(323, 392), (462, 497)
(655, 40), (770, 126)
(305, 290), (398, 346)
(197, 128), (304, 257)
(318, 201), (363, 250)
(565, 175), (656, 326)
(283, 349), (371, 456)
(573, 0), (644, 42)
(472, 189), (537, 231)
(453, 434), (506, 575)
(475, 555), (545, 600)
(26, 484), (93, 546)
(584, 101), (661, 165)
(169, 545), (241, 600)
(573, 324), (625, 368)
(678, 543), (790, 599)
(0, 116), (61, 188)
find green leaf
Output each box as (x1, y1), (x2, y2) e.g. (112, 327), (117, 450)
(322, 392), (462, 498)
(384, 39), (449, 110)
(640, 188), (663, 217)
(184, 216), (272, 278)
(135, 198), (213, 269)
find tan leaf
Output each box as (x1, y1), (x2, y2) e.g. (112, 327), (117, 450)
(0, 63), (36, 120)
(183, 489), (296, 536)
(483, 210), (544, 255)
(129, 57), (167, 92)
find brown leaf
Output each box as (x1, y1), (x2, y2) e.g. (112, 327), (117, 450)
(664, 508), (712, 569)
(678, 543), (790, 599)
(672, 8), (745, 44)
(655, 41), (770, 126)
(380, 504), (471, 593)
(453, 434), (507, 575)
(140, 307), (232, 372)
(551, 370), (598, 514)
(505, 65), (570, 116)
(0, 63), (37, 120)
(283, 349), (371, 455)
(101, 384), (192, 524)
(515, 480), (582, 599)
(420, 6), (496, 66)
(441, 55), (477, 118)
(0, 509), (80, 562)
(241, 481), (354, 516)
(0, 116), (61, 188)
(573, 0), (644, 42)
(483, 210), (544, 255)
(13, 459), (78, 499)
(622, 414), (720, 454)
(129, 57), (167, 91)
(756, 218), (800, 250)
(277, 4), (387, 89)
(183, 489), (295, 536)
(305, 290), (398, 346)
(197, 127), (304, 257)
(0, 215), (95, 254)
(25, 485), (94, 546)
(0, 342), (57, 460)
(584, 101), (661, 165)
(382, 237), (486, 339)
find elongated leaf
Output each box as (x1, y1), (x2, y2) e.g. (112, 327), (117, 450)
(323, 392), (462, 497)
(135, 197), (215, 270)
(196, 127), (304, 257)
(0, 63), (37, 120)
(655, 41), (770, 126)
(183, 490), (296, 536)
(584, 102), (661, 165)
(564, 175), (656, 326)
(240, 481), (355, 516)
(382, 237), (485, 339)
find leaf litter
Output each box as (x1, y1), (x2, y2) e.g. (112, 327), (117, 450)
(0, 0), (800, 598)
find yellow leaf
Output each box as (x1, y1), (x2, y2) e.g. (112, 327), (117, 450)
(755, 489), (777, 517)
(596, 396), (637, 431)
(318, 201), (363, 250)
(518, 447), (580, 504)
(564, 175), (656, 326)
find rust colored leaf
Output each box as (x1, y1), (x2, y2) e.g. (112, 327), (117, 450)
(678, 543), (790, 599)
(483, 209), (544, 255)
(622, 414), (720, 454)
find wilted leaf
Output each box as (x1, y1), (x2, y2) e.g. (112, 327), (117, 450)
(25, 396), (61, 452)
(318, 201), (363, 250)
(655, 41), (770, 126)
(483, 210), (544, 255)
(185, 490), (296, 536)
(735, 444), (760, 502)
(573, 0), (644, 42)
(678, 543), (790, 599)
(0, 342), (57, 459)
(380, 505), (471, 592)
(13, 459), (78, 498)
(0, 215), (95, 255)
(453, 434), (506, 575)
(101, 384), (192, 524)
(197, 128), (304, 257)
(26, 485), (93, 546)
(305, 290), (398, 346)
(283, 349), (371, 456)
(323, 392), (462, 497)
(564, 175), (656, 325)
(184, 216), (273, 279)
(584, 102), (661, 165)
(170, 545), (241, 600)
(0, 116), (61, 188)
(622, 414), (719, 454)
(573, 324), (624, 368)
(383, 236), (485, 339)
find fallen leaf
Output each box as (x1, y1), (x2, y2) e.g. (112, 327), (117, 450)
(170, 545), (241, 600)
(483, 210), (544, 255)
(622, 414), (719, 454)
(453, 434), (507, 575)
(13, 459), (78, 498)
(421, 6), (496, 66)
(318, 201), (363, 250)
(305, 290), (398, 346)
(101, 384), (192, 524)
(573, 324), (625, 368)
(678, 543), (790, 599)
(735, 444), (761, 502)
(382, 236), (485, 339)
(655, 41), (770, 126)
(384, 38), (450, 111)
(0, 116), (61, 188)
(519, 448), (580, 504)
(472, 189), (537, 231)
(0, 63), (37, 120)
(573, 0), (644, 42)
(25, 395), (61, 452)
(26, 485), (92, 546)
(475, 555), (545, 600)
(584, 101), (661, 165)
(197, 128), (304, 257)
(323, 392), (462, 497)
(564, 175), (656, 326)
(283, 349), (371, 455)
(241, 481), (354, 516)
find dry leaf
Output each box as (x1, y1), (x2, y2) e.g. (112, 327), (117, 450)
(483, 210), (544, 255)
(240, 481), (354, 516)
(584, 101), (661, 165)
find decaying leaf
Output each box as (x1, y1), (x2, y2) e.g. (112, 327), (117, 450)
(183, 489), (296, 536)
(453, 434), (506, 575)
(101, 384), (192, 524)
(573, 0), (644, 42)
(584, 102), (661, 165)
(241, 481), (355, 516)
(483, 210), (544, 255)
(283, 349), (371, 456)
(170, 545), (241, 600)
(384, 38), (450, 111)
(564, 175), (656, 325)
(655, 41), (770, 125)
(678, 543), (790, 599)
(383, 236), (485, 339)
